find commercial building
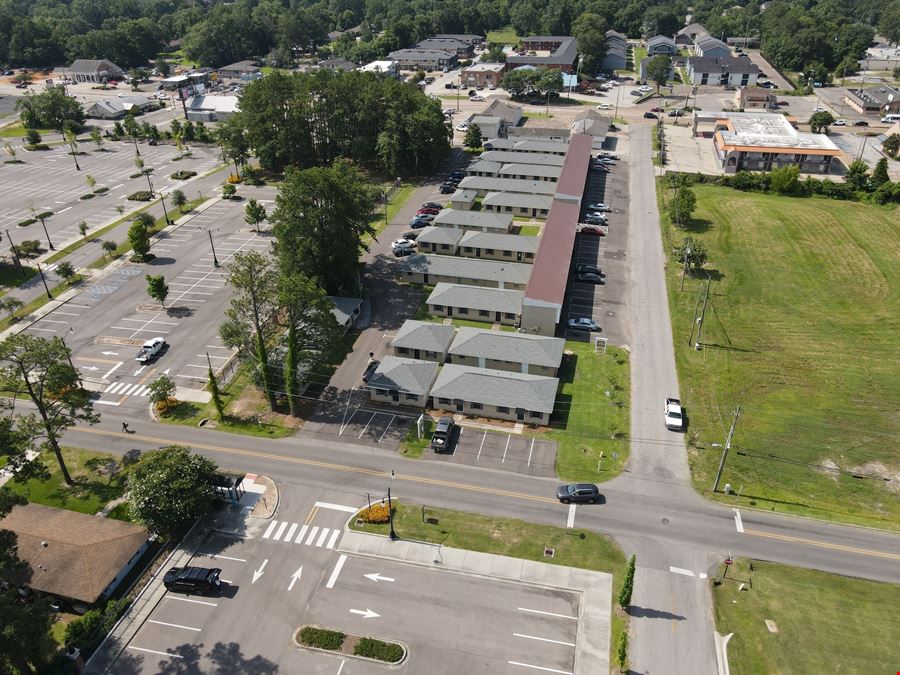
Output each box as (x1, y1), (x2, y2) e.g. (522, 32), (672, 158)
(433, 34), (485, 46)
(694, 110), (841, 174)
(416, 38), (474, 59)
(68, 59), (125, 83)
(387, 49), (458, 71)
(686, 56), (759, 87)
(366, 356), (439, 407)
(843, 85), (900, 116)
(185, 95), (240, 122)
(400, 254), (532, 290)
(736, 88), (778, 109)
(359, 60), (399, 75)
(461, 62), (506, 88)
(84, 95), (159, 120)
(426, 283), (523, 326)
(447, 328), (564, 376)
(507, 36), (579, 73)
(647, 35), (677, 56)
(391, 321), (455, 362)
(218, 60), (261, 80)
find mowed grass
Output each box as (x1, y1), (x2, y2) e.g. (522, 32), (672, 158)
(712, 558), (900, 674)
(539, 342), (630, 481)
(661, 185), (900, 527)
(486, 26), (518, 45)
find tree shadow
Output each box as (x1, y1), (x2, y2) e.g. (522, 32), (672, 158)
(166, 306), (194, 318)
(682, 217), (713, 233)
(147, 256), (176, 266)
(207, 641), (279, 674)
(626, 605), (686, 620)
(156, 642), (203, 675)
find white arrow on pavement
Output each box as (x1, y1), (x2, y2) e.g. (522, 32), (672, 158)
(288, 566), (303, 591)
(81, 366), (100, 371)
(101, 351), (119, 356)
(134, 366), (147, 376)
(349, 608), (380, 619)
(252, 559), (268, 584)
(163, 368), (171, 375)
(363, 573), (395, 583)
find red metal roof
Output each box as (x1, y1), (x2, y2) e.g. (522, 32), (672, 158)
(523, 134), (592, 306)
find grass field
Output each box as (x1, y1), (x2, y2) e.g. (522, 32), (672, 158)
(0, 123), (55, 139)
(352, 502), (628, 663)
(366, 183), (415, 242)
(712, 558), (900, 674)
(518, 224), (541, 236)
(486, 27), (518, 45)
(535, 342), (630, 481)
(660, 184), (900, 527)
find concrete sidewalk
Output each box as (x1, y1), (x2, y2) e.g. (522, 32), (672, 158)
(339, 529), (612, 674)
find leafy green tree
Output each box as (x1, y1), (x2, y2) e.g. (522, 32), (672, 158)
(24, 129), (41, 146)
(464, 123), (483, 150)
(769, 165), (800, 194)
(618, 554), (636, 608)
(871, 158), (890, 187)
(481, 44), (507, 64)
(56, 261), (76, 284)
(0, 297), (24, 321)
(78, 221), (88, 239)
(4, 142), (18, 163)
(63, 128), (81, 171)
(844, 160), (870, 192)
(808, 111), (836, 133)
(15, 88), (85, 131)
(148, 374), (176, 411)
(272, 160), (375, 294)
(146, 274), (169, 307)
(883, 134), (900, 159)
(85, 174), (96, 192)
(102, 240), (118, 259)
(0, 399), (48, 482)
(171, 189), (187, 212)
(244, 199), (267, 232)
(127, 445), (218, 536)
(128, 213), (152, 261)
(879, 6), (900, 46)
(672, 236), (708, 272)
(208, 366), (225, 419)
(646, 55), (672, 92)
(157, 60), (171, 77)
(0, 334), (100, 485)
(572, 13), (608, 75)
(89, 128), (104, 151)
(667, 186), (697, 224)
(501, 68), (532, 97)
(221, 251), (279, 409)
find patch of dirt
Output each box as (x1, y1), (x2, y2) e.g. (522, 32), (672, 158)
(228, 384), (304, 429)
(340, 634), (360, 656)
(848, 461), (900, 494)
(815, 458), (841, 481)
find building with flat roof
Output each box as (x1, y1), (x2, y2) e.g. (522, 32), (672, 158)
(185, 95), (240, 122)
(416, 38), (474, 59)
(387, 48), (457, 71)
(426, 283), (523, 325)
(736, 88), (778, 109)
(457, 176), (557, 197)
(218, 60), (261, 80)
(506, 126), (570, 141)
(458, 230), (539, 263)
(391, 321), (455, 362)
(400, 254), (532, 290)
(693, 111), (841, 174)
(447, 328), (565, 376)
(843, 85), (900, 115)
(433, 34), (485, 46)
(480, 150), (565, 166)
(498, 163), (562, 181)
(507, 36), (578, 73)
(686, 55), (759, 87)
(433, 209), (513, 232)
(366, 356), (439, 407)
(462, 62), (507, 88)
(360, 60), (398, 75)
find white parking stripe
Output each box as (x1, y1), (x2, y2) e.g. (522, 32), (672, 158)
(477, 431), (487, 460)
(149, 620), (202, 632)
(127, 647), (185, 659)
(272, 521), (288, 541)
(518, 607), (578, 620)
(513, 633), (576, 647)
(164, 596), (217, 607)
(507, 661), (572, 674)
(315, 528), (330, 547)
(326, 529), (340, 549)
(304, 526), (320, 546)
(294, 524), (309, 544)
(502, 435), (511, 463)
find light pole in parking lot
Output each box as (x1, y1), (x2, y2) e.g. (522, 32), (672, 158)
(387, 469), (397, 541)
(207, 230), (219, 267)
(158, 189), (173, 226)
(36, 263), (53, 301)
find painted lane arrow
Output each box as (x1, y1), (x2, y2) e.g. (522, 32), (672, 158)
(101, 351), (119, 356)
(363, 573), (395, 583)
(288, 566), (303, 591)
(134, 366), (147, 376)
(252, 559), (268, 584)
(349, 609), (380, 619)
(80, 366), (100, 371)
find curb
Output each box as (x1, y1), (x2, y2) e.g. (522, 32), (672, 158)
(292, 627), (409, 669)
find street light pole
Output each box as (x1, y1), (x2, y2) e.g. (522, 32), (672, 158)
(159, 190), (173, 226)
(6, 229), (26, 280)
(36, 262), (52, 300)
(387, 470), (397, 541)
(62, 327), (76, 371)
(712, 406), (741, 493)
(208, 230), (219, 267)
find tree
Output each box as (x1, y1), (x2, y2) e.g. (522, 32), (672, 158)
(24, 129), (41, 146)
(646, 55), (672, 92)
(85, 174), (96, 192)
(618, 554), (636, 608)
(244, 199), (267, 232)
(56, 261), (76, 284)
(89, 128), (104, 151)
(157, 60), (171, 77)
(171, 189), (187, 212)
(146, 274), (169, 308)
(808, 111), (836, 133)
(502, 68), (532, 97)
(128, 213), (153, 261)
(672, 236), (708, 272)
(883, 134), (900, 159)
(879, 6), (900, 46)
(769, 165), (800, 194)
(667, 186), (697, 225)
(0, 297), (24, 320)
(572, 13), (608, 75)
(871, 158), (890, 187)
(464, 123), (483, 150)
(844, 160), (870, 192)
(63, 128), (81, 171)
(148, 374), (176, 411)
(208, 366), (225, 419)
(78, 221), (88, 239)
(15, 88), (85, 131)
(0, 334), (100, 486)
(102, 240), (118, 259)
(221, 252), (278, 409)
(216, 115), (249, 178)
(222, 183), (237, 200)
(4, 142), (18, 163)
(127, 445), (218, 536)
(481, 44), (507, 64)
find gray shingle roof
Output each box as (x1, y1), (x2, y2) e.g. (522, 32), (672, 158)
(388, 48), (456, 59)
(367, 356), (439, 396)
(480, 150), (565, 166)
(482, 191), (553, 210)
(458, 231), (540, 254)
(507, 37), (578, 66)
(514, 139), (570, 153)
(433, 209), (513, 231)
(687, 56), (759, 75)
(417, 38), (470, 51)
(430, 364), (559, 413)
(467, 159), (502, 175)
(401, 254), (533, 285)
(498, 163), (562, 179)
(449, 328), (565, 368)
(648, 35), (676, 50)
(483, 138), (516, 150)
(415, 225), (464, 247)
(391, 320), (456, 354)
(457, 176), (557, 195)
(481, 100), (524, 123)
(449, 189), (478, 204)
(427, 283), (523, 315)
(506, 126), (569, 139)
(69, 59), (123, 74)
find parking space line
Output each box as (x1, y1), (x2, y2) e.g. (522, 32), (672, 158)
(326, 554), (347, 589)
(513, 633), (576, 647)
(377, 415), (396, 442)
(128, 647), (185, 659)
(304, 526), (320, 545)
(149, 620), (202, 632)
(164, 596), (218, 607)
(358, 413), (376, 439)
(315, 528), (330, 547)
(508, 661), (572, 674)
(527, 438), (535, 467)
(295, 525), (309, 544)
(502, 435), (511, 463)
(477, 431), (486, 460)
(518, 607), (578, 620)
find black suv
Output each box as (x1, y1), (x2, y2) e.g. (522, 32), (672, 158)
(556, 483), (601, 504)
(163, 566), (222, 594)
(430, 415), (456, 452)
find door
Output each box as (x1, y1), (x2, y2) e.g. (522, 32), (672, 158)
(455, 399), (464, 412)
(517, 251), (522, 262)
(475, 248), (481, 258)
(414, 349), (421, 359)
(516, 408), (525, 421)
(447, 306), (453, 317)
(423, 274), (429, 284)
(391, 390), (399, 402)
(495, 312), (501, 322)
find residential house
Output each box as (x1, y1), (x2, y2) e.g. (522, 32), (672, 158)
(360, 60), (399, 75)
(433, 34), (485, 46)
(446, 328), (565, 376)
(390, 320), (455, 362)
(736, 88), (778, 109)
(319, 58), (358, 71)
(1, 503), (150, 606)
(601, 43), (628, 72)
(468, 115), (506, 140)
(570, 110), (611, 141)
(415, 226), (464, 255)
(461, 62), (507, 88)
(416, 38), (474, 59)
(466, 159), (503, 177)
(432, 209), (513, 233)
(676, 23), (709, 46)
(185, 95), (240, 122)
(506, 126), (570, 141)
(512, 139), (570, 154)
(449, 189), (478, 210)
(327, 296), (363, 330)
(458, 231), (539, 263)
(400, 254), (532, 290)
(480, 150), (565, 167)
(69, 59), (125, 83)
(426, 283), (523, 325)
(497, 163), (562, 182)
(507, 36), (579, 73)
(218, 60), (261, 80)
(695, 36), (731, 59)
(366, 356), (439, 407)
(429, 364), (558, 424)
(843, 84), (900, 115)
(471, 100), (523, 136)
(387, 49), (458, 71)
(482, 191), (553, 219)
(686, 56), (759, 87)
(647, 35), (677, 56)
(456, 176), (557, 198)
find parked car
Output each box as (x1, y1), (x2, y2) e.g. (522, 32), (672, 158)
(567, 317), (600, 331)
(650, 106), (663, 112)
(421, 202), (443, 210)
(448, 171), (465, 179)
(580, 225), (605, 236)
(575, 264), (602, 275)
(362, 359), (380, 382)
(643, 112), (657, 119)
(833, 119), (848, 126)
(135, 337), (166, 363)
(163, 567), (222, 595)
(393, 247), (414, 257)
(392, 239), (415, 250)
(576, 272), (604, 284)
(444, 82), (456, 89)
(455, 123), (469, 132)
(639, 85), (652, 92)
(417, 208), (440, 216)
(489, 84), (496, 90)
(667, 109), (684, 117)
(596, 103), (612, 110)
(15, 83), (28, 88)
(587, 203), (611, 211)
(585, 213), (607, 224)
(401, 231), (419, 241)
(853, 120), (869, 127)
(467, 89), (476, 97)
(409, 215), (435, 227)
(593, 165), (610, 173)
(439, 184), (457, 194)
(470, 95), (485, 102)
(442, 108), (455, 116)
(664, 397), (685, 431)
(430, 415), (456, 452)
(812, 106), (826, 113)
(556, 483), (601, 504)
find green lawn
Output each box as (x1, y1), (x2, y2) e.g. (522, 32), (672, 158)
(711, 558), (900, 674)
(367, 184), (416, 242)
(6, 447), (126, 515)
(352, 502), (627, 661)
(0, 123), (55, 139)
(486, 27), (518, 45)
(518, 224), (541, 236)
(535, 342), (630, 481)
(633, 46), (648, 71)
(399, 417), (433, 458)
(660, 184), (900, 528)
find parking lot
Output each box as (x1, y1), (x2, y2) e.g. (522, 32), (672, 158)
(426, 425), (558, 477)
(337, 403), (417, 446)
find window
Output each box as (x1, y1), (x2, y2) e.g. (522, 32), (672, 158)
(529, 411), (542, 419)
(432, 304), (444, 311)
(485, 249), (495, 255)
(470, 402), (483, 410)
(405, 393), (417, 400)
(438, 397), (451, 405)
(398, 347), (409, 355)
(458, 307), (469, 315)
(375, 388), (388, 396)
(504, 313), (516, 319)
(497, 406), (510, 414)
(503, 250), (512, 256)
(479, 309), (490, 317)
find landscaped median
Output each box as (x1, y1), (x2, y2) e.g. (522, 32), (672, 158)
(295, 626), (406, 664)
(711, 558), (899, 674)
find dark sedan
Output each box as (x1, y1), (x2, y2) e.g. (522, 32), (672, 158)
(440, 184), (456, 194)
(556, 483), (601, 504)
(576, 272), (604, 284)
(575, 264), (603, 275)
(643, 112), (657, 119)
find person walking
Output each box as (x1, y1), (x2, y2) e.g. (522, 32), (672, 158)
(122, 421), (129, 433)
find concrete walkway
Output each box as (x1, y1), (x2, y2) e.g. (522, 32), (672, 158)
(339, 529), (612, 674)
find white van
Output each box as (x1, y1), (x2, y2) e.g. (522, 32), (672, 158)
(881, 113), (900, 123)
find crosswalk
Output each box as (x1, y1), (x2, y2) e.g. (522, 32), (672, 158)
(261, 521), (342, 550)
(104, 382), (152, 397)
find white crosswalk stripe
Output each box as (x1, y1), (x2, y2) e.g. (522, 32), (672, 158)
(261, 521), (340, 549)
(102, 383), (152, 397)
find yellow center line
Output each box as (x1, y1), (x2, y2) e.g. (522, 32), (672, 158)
(744, 528), (900, 561)
(70, 427), (558, 504)
(305, 505), (319, 524)
(76, 357), (120, 364)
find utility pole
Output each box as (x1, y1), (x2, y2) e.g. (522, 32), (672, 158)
(694, 275), (711, 350)
(680, 245), (691, 291)
(36, 262), (53, 300)
(712, 406), (741, 493)
(208, 229), (219, 267)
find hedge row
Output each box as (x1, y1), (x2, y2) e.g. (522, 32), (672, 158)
(128, 191), (153, 202)
(354, 637), (404, 663)
(297, 626), (345, 650)
(170, 170), (196, 180)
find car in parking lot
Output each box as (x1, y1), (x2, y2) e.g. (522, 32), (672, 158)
(593, 165), (610, 173)
(587, 203), (611, 211)
(393, 247), (414, 257)
(643, 112), (657, 119)
(440, 184), (456, 194)
(470, 95), (485, 102)
(417, 208), (440, 216)
(575, 264), (603, 275)
(667, 109), (684, 117)
(650, 106), (663, 112)
(833, 119), (847, 126)
(853, 120), (868, 127)
(455, 123), (469, 132)
(567, 317), (600, 331)
(401, 231), (419, 241)
(576, 272), (604, 284)
(362, 359), (380, 382)
(410, 213), (435, 224)
(596, 103), (612, 110)
(584, 213), (607, 224)
(163, 567), (222, 595)
(421, 202), (443, 210)
(135, 337), (166, 363)
(812, 106), (826, 113)
(556, 483), (601, 504)
(580, 225), (605, 236)
(430, 415), (456, 452)
(392, 238), (415, 250)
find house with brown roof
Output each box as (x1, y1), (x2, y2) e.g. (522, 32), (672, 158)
(1, 503), (150, 605)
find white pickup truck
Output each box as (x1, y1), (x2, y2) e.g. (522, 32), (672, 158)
(135, 337), (167, 363)
(664, 397), (685, 431)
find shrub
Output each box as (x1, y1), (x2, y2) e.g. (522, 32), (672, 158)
(17, 218), (36, 227)
(18, 240), (41, 257)
(357, 503), (390, 524)
(222, 183), (237, 199)
(128, 191), (154, 201)
(353, 637), (404, 663)
(25, 143), (50, 150)
(297, 626), (345, 650)
(615, 631), (628, 670)
(64, 608), (102, 648)
(170, 170), (197, 180)
(36, 210), (53, 219)
(93, 186), (109, 194)
(80, 193), (96, 200)
(226, 173), (242, 184)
